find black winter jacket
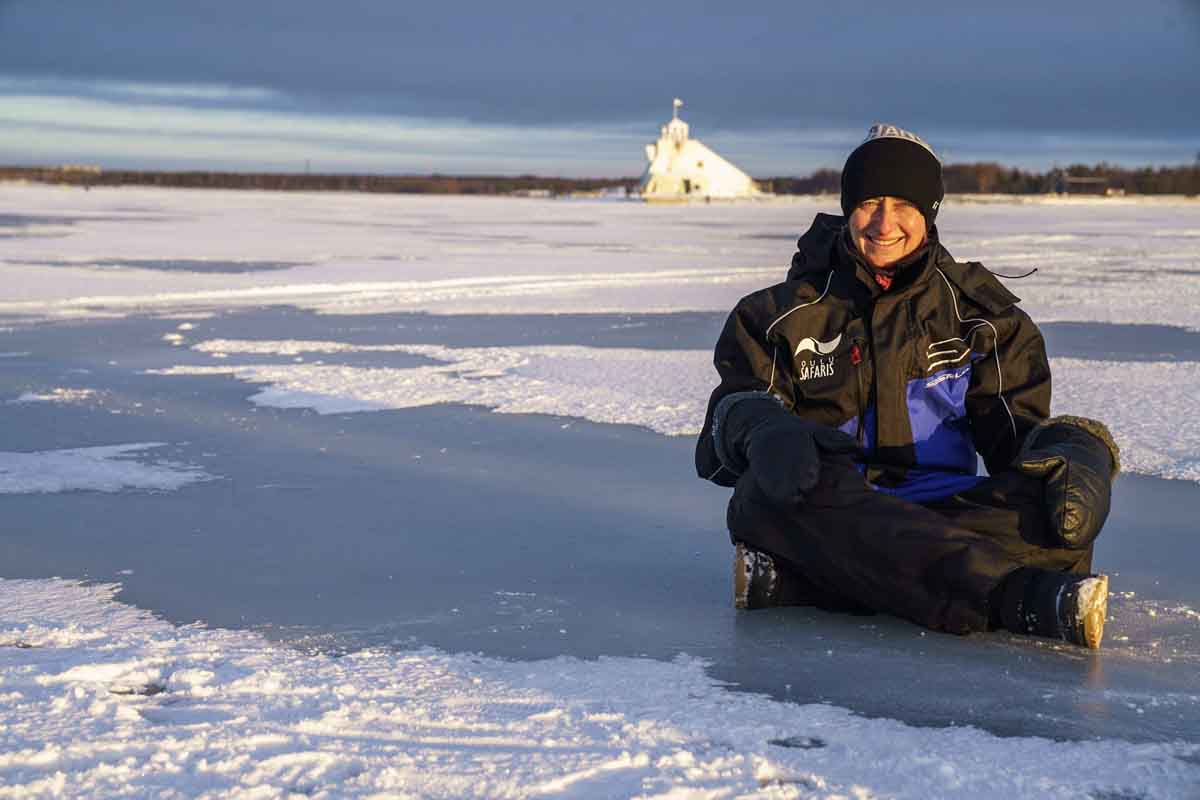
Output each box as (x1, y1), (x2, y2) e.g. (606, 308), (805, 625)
(696, 213), (1052, 503)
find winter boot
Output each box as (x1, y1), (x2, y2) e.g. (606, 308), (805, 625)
(998, 568), (1109, 649)
(733, 542), (811, 610)
(734, 542), (776, 609)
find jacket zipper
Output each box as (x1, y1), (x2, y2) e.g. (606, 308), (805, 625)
(851, 337), (867, 446)
(861, 298), (880, 459)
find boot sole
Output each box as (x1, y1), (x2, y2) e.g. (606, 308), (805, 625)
(733, 543), (751, 610)
(1073, 574), (1109, 650)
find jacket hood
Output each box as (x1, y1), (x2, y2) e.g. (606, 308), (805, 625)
(786, 213), (844, 281)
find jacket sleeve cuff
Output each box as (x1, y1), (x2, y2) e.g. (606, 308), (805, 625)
(1017, 414), (1121, 479)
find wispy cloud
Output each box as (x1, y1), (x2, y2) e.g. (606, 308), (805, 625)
(1, 77), (1196, 176)
(0, 77), (281, 105)
(0, 87), (645, 175)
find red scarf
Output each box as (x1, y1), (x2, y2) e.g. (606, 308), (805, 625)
(872, 267), (897, 291)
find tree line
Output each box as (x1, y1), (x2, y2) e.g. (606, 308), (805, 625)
(3, 162), (1198, 196)
(762, 162), (1200, 196)
(0, 167), (636, 195)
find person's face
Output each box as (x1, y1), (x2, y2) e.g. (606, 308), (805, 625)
(848, 196), (928, 269)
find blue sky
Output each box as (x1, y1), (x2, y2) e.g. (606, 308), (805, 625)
(2, 1), (1197, 176)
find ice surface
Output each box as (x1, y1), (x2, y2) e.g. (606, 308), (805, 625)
(2, 184), (1199, 797)
(2, 578), (1197, 798)
(0, 443), (215, 494)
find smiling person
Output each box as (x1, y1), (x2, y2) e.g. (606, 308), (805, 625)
(696, 124), (1121, 648)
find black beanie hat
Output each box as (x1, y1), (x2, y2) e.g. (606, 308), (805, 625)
(840, 123), (944, 223)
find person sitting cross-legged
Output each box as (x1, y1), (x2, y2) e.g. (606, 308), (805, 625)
(696, 124), (1119, 648)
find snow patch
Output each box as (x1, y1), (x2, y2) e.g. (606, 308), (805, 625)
(194, 338), (410, 356)
(0, 444), (216, 494)
(0, 577), (1196, 799)
(1050, 359), (1200, 482)
(154, 341), (713, 436)
(8, 388), (97, 405)
(0, 266), (782, 321)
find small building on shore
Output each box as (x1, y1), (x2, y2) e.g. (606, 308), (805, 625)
(639, 100), (762, 201)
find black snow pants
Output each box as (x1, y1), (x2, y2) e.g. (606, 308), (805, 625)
(726, 455), (1095, 634)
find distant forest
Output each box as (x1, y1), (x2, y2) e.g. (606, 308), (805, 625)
(762, 162), (1200, 196)
(0, 166), (632, 196)
(3, 162), (1198, 196)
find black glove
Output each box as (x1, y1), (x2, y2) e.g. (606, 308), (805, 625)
(1015, 415), (1119, 549)
(715, 394), (859, 506)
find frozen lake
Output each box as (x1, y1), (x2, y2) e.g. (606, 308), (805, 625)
(2, 185), (1199, 797)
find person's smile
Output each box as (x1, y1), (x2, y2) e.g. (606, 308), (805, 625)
(849, 196), (928, 269)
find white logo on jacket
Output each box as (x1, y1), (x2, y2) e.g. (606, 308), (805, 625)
(797, 356), (836, 382)
(794, 333), (842, 357)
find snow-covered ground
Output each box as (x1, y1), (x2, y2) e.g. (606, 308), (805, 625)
(4, 579), (1197, 799)
(3, 186), (1199, 329)
(2, 184), (1199, 797)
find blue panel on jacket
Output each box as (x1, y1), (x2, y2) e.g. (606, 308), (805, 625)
(842, 392), (983, 503)
(906, 365), (977, 474)
(874, 470), (985, 504)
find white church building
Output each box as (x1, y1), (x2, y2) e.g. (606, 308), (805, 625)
(638, 100), (763, 201)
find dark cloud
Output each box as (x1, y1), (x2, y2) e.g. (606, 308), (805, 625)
(2, 0), (1198, 138)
